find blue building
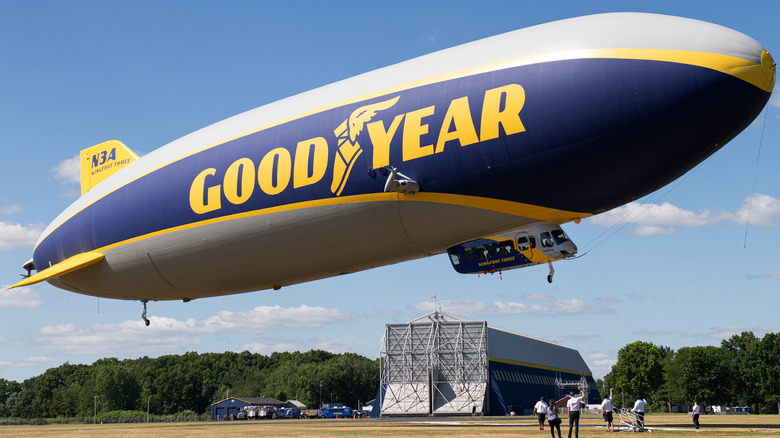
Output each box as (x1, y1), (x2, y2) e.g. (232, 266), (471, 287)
(209, 396), (284, 421)
(377, 312), (599, 416)
(487, 327), (599, 415)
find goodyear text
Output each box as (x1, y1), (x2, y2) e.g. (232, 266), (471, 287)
(189, 84), (526, 214)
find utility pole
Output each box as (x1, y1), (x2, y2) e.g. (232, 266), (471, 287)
(147, 396), (151, 423)
(93, 395), (97, 424)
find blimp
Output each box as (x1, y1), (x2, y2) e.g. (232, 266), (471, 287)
(8, 13), (775, 324)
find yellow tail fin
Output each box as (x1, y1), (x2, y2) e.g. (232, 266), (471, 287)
(80, 140), (139, 195)
(6, 252), (104, 290)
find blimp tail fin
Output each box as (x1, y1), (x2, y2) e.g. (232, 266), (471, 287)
(6, 252), (104, 290)
(80, 140), (139, 195)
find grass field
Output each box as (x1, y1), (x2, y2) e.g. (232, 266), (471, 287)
(0, 413), (777, 437)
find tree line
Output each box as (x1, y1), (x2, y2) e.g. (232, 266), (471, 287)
(3, 333), (777, 419)
(598, 331), (780, 414)
(0, 350), (379, 419)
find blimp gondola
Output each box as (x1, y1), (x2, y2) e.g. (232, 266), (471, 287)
(447, 223), (577, 282)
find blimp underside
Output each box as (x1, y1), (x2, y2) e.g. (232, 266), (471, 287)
(48, 199), (555, 300)
(14, 13), (775, 303)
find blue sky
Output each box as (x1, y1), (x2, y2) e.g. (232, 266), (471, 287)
(1, 0), (779, 383)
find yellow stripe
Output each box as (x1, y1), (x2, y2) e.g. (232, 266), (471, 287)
(37, 47), (770, 247)
(406, 192), (586, 223)
(6, 252), (104, 290)
(489, 356), (593, 377)
(596, 48), (774, 92)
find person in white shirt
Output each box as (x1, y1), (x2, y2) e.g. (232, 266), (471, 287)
(533, 397), (549, 430)
(690, 401), (701, 430)
(631, 395), (648, 428)
(566, 385), (585, 438)
(601, 387), (614, 432)
(547, 400), (562, 438)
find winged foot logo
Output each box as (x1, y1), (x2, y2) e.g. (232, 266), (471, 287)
(188, 83), (526, 215)
(331, 96), (400, 196)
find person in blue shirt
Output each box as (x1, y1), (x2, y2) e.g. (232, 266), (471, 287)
(547, 399), (562, 438)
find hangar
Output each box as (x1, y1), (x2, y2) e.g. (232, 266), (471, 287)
(209, 396), (284, 420)
(377, 312), (599, 416)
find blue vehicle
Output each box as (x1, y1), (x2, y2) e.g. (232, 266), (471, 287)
(279, 407), (302, 418)
(319, 403), (352, 418)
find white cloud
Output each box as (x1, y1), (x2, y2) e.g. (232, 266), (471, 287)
(202, 305), (355, 332)
(52, 154), (81, 185)
(521, 292), (555, 301)
(593, 296), (622, 305)
(239, 339), (355, 356)
(588, 352), (615, 367)
(410, 298), (490, 315)
(550, 298), (613, 315)
(589, 352), (615, 368)
(630, 225), (677, 236)
(239, 342), (301, 355)
(587, 194), (780, 236)
(311, 340), (354, 354)
(411, 297), (614, 318)
(0, 287), (44, 308)
(680, 327), (778, 344)
(634, 328), (674, 336)
(726, 193), (780, 228)
(680, 326), (759, 340)
(770, 91), (780, 108)
(0, 204), (21, 215)
(0, 356), (53, 368)
(493, 300), (549, 315)
(748, 270), (780, 280)
(586, 352), (616, 379)
(588, 202), (714, 236)
(34, 304), (355, 356)
(0, 221), (44, 250)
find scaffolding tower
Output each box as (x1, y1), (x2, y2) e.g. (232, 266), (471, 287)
(554, 373), (590, 403)
(379, 312), (488, 415)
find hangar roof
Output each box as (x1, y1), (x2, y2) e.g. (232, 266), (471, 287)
(487, 327), (591, 375)
(210, 396), (284, 406)
(402, 311), (591, 376)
